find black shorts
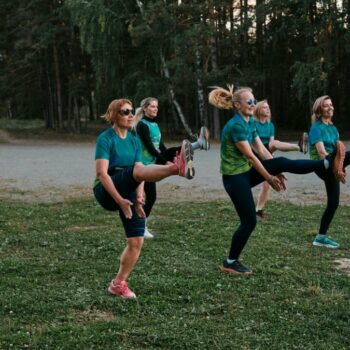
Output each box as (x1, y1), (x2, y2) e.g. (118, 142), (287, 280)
(93, 166), (145, 238)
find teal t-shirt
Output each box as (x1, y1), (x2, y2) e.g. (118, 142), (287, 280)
(308, 120), (339, 160)
(255, 120), (275, 146)
(94, 128), (141, 186)
(137, 118), (162, 165)
(220, 113), (258, 175)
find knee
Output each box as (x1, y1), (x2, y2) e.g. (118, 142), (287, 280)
(327, 199), (339, 211)
(242, 217), (257, 233)
(127, 237), (144, 252)
(133, 163), (144, 183)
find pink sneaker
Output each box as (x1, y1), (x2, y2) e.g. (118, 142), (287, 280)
(108, 280), (136, 299)
(174, 140), (195, 179)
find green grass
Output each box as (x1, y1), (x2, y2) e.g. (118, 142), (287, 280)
(1, 199), (349, 349)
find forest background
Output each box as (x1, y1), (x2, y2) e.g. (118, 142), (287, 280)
(1, 0), (350, 140)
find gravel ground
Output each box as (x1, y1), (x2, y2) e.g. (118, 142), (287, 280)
(1, 137), (350, 205)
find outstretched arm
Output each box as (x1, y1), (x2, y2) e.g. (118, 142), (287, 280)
(237, 139), (282, 191)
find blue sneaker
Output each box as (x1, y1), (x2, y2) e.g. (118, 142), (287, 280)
(220, 259), (252, 275)
(313, 234), (340, 249)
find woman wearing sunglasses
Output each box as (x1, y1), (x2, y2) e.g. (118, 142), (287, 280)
(93, 98), (194, 299)
(308, 95), (349, 249)
(134, 97), (210, 238)
(208, 85), (345, 275)
(254, 100), (309, 219)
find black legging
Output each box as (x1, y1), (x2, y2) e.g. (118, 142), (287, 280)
(223, 157), (327, 260)
(315, 151), (350, 235)
(143, 146), (181, 218)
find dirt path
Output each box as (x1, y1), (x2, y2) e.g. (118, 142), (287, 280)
(1, 138), (350, 205)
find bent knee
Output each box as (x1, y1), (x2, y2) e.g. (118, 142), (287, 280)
(127, 236), (144, 250)
(133, 163), (145, 183)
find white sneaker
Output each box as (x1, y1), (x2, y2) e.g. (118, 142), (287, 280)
(198, 126), (210, 150)
(144, 227), (154, 239)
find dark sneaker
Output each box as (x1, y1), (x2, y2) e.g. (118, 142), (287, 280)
(256, 209), (267, 219)
(332, 141), (346, 183)
(220, 259), (252, 275)
(174, 139), (195, 179)
(298, 132), (309, 154)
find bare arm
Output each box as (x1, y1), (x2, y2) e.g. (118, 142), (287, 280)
(236, 139), (282, 191)
(315, 141), (328, 159)
(252, 136), (274, 160)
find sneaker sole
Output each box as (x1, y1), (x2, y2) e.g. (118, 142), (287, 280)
(108, 287), (137, 299)
(219, 266), (253, 276)
(333, 141), (345, 181)
(312, 242), (339, 249)
(302, 132), (308, 154)
(183, 140), (195, 179)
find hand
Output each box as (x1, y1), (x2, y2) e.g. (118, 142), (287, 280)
(135, 203), (146, 218)
(136, 194), (145, 205)
(267, 175), (283, 192)
(339, 168), (347, 184)
(276, 173), (288, 190)
(118, 198), (134, 219)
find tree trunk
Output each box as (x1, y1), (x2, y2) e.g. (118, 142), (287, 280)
(161, 53), (194, 138)
(53, 44), (63, 129)
(195, 47), (207, 127)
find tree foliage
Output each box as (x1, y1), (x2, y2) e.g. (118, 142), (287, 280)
(1, 0), (350, 134)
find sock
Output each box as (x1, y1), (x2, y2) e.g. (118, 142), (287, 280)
(324, 158), (330, 169)
(191, 141), (200, 151)
(226, 258), (236, 264)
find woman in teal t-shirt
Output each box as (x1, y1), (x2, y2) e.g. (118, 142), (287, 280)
(308, 95), (350, 249)
(254, 100), (308, 219)
(94, 98), (195, 299)
(208, 85), (345, 275)
(134, 97), (209, 238)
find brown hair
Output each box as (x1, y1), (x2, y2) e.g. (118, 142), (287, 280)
(311, 95), (331, 123)
(101, 99), (133, 124)
(208, 85), (253, 111)
(254, 100), (270, 121)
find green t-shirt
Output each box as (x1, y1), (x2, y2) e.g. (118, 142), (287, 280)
(220, 113), (258, 175)
(94, 128), (141, 186)
(255, 120), (275, 146)
(308, 120), (339, 160)
(137, 118), (162, 165)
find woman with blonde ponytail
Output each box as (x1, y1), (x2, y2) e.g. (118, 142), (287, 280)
(308, 95), (349, 248)
(208, 85), (344, 275)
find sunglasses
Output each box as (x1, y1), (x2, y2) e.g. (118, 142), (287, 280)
(246, 98), (257, 106)
(120, 108), (134, 116)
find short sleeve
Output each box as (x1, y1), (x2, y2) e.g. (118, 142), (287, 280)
(231, 123), (248, 142)
(95, 136), (110, 160)
(309, 126), (323, 145)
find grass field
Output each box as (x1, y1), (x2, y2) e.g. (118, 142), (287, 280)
(1, 199), (349, 349)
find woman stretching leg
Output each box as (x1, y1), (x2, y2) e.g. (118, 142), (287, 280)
(208, 85), (345, 275)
